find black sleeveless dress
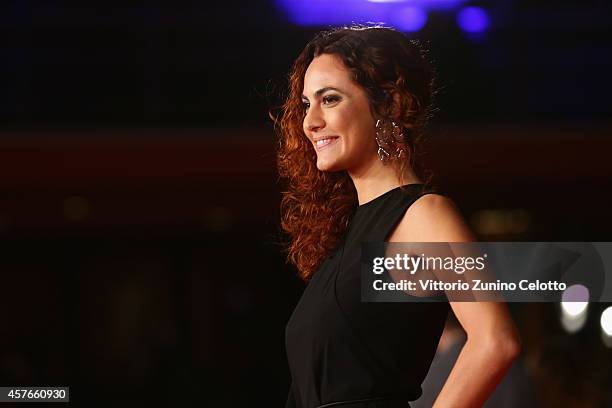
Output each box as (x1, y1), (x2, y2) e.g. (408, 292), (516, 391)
(285, 184), (450, 408)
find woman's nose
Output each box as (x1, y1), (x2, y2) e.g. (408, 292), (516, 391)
(304, 107), (325, 133)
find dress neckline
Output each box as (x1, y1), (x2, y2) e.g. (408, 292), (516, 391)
(356, 183), (424, 210)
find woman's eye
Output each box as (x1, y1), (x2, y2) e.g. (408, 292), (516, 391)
(302, 101), (310, 111)
(322, 95), (340, 105)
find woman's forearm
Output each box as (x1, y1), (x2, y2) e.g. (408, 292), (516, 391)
(432, 334), (520, 408)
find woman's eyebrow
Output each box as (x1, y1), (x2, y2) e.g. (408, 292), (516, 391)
(301, 86), (344, 100)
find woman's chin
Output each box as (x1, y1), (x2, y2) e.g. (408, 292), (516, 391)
(317, 155), (338, 172)
(316, 158), (342, 172)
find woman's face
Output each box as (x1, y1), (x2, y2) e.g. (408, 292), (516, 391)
(302, 53), (379, 174)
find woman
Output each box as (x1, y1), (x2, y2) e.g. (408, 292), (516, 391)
(276, 25), (520, 408)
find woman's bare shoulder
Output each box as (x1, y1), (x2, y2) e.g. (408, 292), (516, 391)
(389, 193), (476, 242)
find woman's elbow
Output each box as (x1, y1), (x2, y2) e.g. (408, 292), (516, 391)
(472, 328), (521, 364)
(501, 330), (521, 362)
(487, 329), (522, 364)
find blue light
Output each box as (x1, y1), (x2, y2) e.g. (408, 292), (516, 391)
(390, 7), (428, 32)
(456, 6), (490, 33)
(276, 0), (385, 26)
(276, 0), (468, 26)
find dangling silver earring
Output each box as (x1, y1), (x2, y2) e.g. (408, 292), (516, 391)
(375, 119), (405, 165)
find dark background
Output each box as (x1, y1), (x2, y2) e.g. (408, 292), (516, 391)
(0, 1), (611, 406)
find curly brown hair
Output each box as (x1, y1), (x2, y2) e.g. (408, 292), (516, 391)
(274, 25), (436, 281)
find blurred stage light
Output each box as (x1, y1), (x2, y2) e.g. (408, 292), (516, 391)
(561, 284), (589, 317)
(602, 306), (612, 347)
(276, 0), (467, 27)
(390, 7), (427, 32)
(456, 6), (490, 33)
(560, 284), (589, 333)
(470, 209), (530, 236)
(275, 0), (384, 26)
(602, 306), (612, 335)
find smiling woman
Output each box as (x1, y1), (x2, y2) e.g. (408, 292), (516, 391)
(301, 54), (379, 173)
(277, 26), (434, 281)
(275, 25), (520, 408)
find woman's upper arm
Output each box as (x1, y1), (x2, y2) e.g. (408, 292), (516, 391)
(391, 194), (521, 351)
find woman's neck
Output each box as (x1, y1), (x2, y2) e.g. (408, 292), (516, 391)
(349, 160), (421, 206)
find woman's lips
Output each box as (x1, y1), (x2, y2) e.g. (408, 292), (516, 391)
(314, 136), (339, 151)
